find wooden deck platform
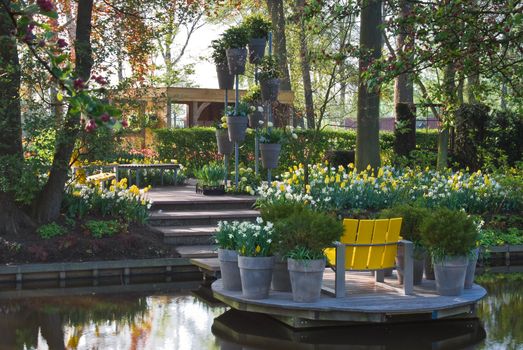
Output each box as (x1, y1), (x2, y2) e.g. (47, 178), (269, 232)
(212, 270), (487, 328)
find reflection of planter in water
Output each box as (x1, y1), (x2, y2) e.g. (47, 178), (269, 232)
(433, 256), (468, 296)
(216, 129), (233, 155)
(226, 48), (247, 75)
(271, 255), (291, 292)
(396, 245), (425, 285)
(248, 110), (264, 129)
(226, 116), (248, 143)
(248, 38), (266, 64)
(216, 64), (234, 90)
(464, 248), (479, 289)
(218, 248), (242, 291)
(288, 258), (325, 303)
(238, 255), (274, 299)
(260, 143), (281, 169)
(260, 78), (280, 102)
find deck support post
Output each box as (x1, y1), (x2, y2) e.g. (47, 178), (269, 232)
(334, 242), (346, 298)
(401, 240), (414, 295)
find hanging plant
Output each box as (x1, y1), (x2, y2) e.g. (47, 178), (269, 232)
(211, 37), (234, 89)
(258, 56), (281, 102)
(223, 25), (250, 75)
(243, 14), (272, 64)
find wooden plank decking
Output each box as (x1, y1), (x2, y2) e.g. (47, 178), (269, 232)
(212, 270), (487, 327)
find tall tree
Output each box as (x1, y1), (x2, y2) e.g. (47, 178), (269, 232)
(266, 0), (291, 91)
(34, 0), (95, 222)
(356, 0), (382, 170)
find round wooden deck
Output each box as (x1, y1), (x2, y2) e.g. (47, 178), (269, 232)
(212, 270), (487, 328)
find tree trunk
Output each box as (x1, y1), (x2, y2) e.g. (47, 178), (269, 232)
(356, 0), (382, 171)
(437, 61), (456, 170)
(34, 0), (94, 223)
(266, 0), (291, 91)
(295, 0), (315, 129)
(0, 6), (36, 235)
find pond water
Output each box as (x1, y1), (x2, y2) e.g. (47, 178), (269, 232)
(0, 274), (521, 350)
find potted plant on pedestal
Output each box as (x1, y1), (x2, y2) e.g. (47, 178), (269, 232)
(195, 163), (226, 195)
(243, 14), (271, 64)
(259, 126), (283, 169)
(223, 25), (250, 75)
(211, 37), (234, 90)
(225, 103), (250, 143)
(241, 85), (264, 128)
(215, 117), (233, 155)
(215, 221), (242, 291)
(380, 204), (429, 285)
(421, 208), (479, 296)
(258, 56), (281, 102)
(275, 206), (344, 302)
(236, 218), (275, 299)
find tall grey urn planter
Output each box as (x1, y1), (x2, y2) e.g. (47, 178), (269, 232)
(216, 64), (234, 90)
(260, 143), (281, 169)
(248, 38), (267, 64)
(218, 248), (241, 291)
(464, 248), (479, 289)
(260, 78), (280, 102)
(226, 116), (248, 143)
(248, 110), (264, 129)
(433, 256), (469, 296)
(226, 48), (247, 75)
(396, 245), (425, 285)
(238, 255), (274, 299)
(216, 129), (233, 155)
(288, 258), (325, 303)
(271, 255), (291, 292)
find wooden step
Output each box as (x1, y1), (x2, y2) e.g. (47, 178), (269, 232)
(148, 209), (259, 227)
(151, 198), (256, 212)
(155, 226), (217, 245)
(176, 245), (218, 258)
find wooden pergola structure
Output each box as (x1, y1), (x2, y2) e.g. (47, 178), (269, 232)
(112, 87), (294, 128)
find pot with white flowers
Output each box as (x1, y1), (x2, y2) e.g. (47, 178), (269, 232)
(259, 125), (285, 169)
(275, 206), (344, 303)
(226, 103), (250, 143)
(211, 37), (234, 90)
(216, 118), (233, 155)
(258, 56), (281, 102)
(223, 25), (250, 75)
(420, 208), (480, 296)
(243, 14), (272, 64)
(241, 85), (264, 129)
(215, 221), (242, 291)
(236, 218), (275, 299)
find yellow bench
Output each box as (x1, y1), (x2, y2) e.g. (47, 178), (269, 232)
(325, 218), (414, 297)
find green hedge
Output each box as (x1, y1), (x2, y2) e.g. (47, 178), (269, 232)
(154, 128), (438, 175)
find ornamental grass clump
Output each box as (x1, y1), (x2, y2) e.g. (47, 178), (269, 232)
(420, 208), (479, 261)
(195, 163), (226, 187)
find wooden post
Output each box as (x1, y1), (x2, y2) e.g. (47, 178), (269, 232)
(335, 242), (346, 298)
(401, 240), (414, 295)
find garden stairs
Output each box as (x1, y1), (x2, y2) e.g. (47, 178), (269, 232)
(146, 186), (258, 258)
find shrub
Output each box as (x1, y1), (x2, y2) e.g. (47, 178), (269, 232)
(210, 37), (228, 66)
(379, 204), (429, 245)
(243, 14), (271, 39)
(37, 223), (66, 239)
(85, 220), (123, 238)
(222, 25), (250, 49)
(420, 208), (479, 261)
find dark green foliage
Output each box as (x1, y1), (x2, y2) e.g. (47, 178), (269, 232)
(243, 14), (272, 39)
(454, 103), (490, 171)
(257, 56), (281, 81)
(153, 127), (438, 175)
(258, 200), (306, 223)
(210, 37), (228, 65)
(379, 204), (429, 244)
(274, 206), (343, 259)
(195, 163), (225, 187)
(222, 25), (250, 49)
(85, 219), (123, 238)
(486, 110), (523, 167)
(324, 150), (355, 167)
(241, 85), (262, 104)
(37, 222), (66, 239)
(420, 208), (479, 260)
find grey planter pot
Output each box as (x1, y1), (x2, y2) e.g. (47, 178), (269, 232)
(216, 129), (233, 155)
(248, 37), (266, 64)
(226, 48), (247, 75)
(218, 248), (241, 291)
(226, 116), (248, 143)
(424, 255), (436, 280)
(464, 248), (479, 289)
(271, 255), (292, 292)
(248, 110), (264, 129)
(433, 256), (469, 296)
(288, 258), (325, 303)
(260, 143), (281, 169)
(216, 64), (234, 90)
(396, 245), (425, 285)
(238, 255), (274, 299)
(260, 78), (280, 102)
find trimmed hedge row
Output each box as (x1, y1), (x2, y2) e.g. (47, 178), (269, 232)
(154, 128), (438, 175)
